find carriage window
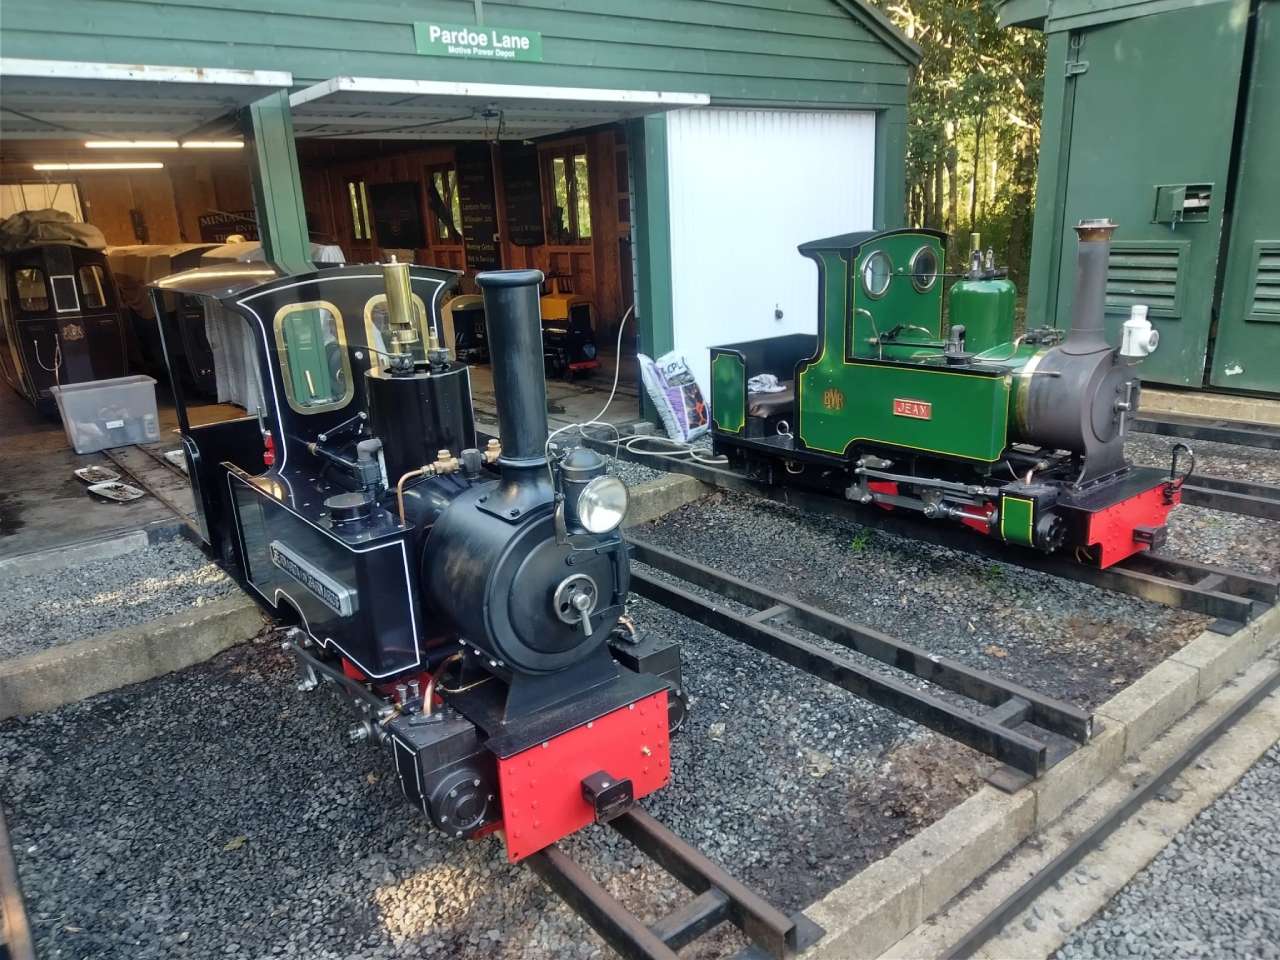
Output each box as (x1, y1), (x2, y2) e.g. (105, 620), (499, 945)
(79, 265), (108, 308)
(363, 293), (430, 370)
(545, 146), (591, 244)
(15, 268), (49, 312)
(348, 180), (372, 241)
(428, 166), (463, 242)
(273, 301), (353, 414)
(51, 274), (80, 313)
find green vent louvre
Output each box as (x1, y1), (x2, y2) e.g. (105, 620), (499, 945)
(1105, 241), (1187, 318)
(1249, 244), (1280, 323)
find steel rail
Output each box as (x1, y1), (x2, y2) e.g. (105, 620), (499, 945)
(589, 438), (1277, 624)
(1178, 474), (1280, 521)
(629, 538), (1094, 746)
(1133, 413), (1280, 451)
(942, 660), (1280, 960)
(526, 808), (818, 960)
(631, 566), (1054, 776)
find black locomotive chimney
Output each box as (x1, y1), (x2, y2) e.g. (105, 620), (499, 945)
(476, 269), (550, 492)
(1062, 218), (1116, 355)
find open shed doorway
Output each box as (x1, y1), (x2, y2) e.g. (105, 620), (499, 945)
(295, 126), (639, 437)
(283, 73), (709, 437)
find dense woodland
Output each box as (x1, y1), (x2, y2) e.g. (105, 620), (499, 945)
(872, 0), (1045, 288)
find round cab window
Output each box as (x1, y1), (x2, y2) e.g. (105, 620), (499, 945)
(861, 251), (893, 299)
(909, 246), (939, 293)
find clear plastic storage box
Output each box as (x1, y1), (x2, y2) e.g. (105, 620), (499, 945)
(50, 375), (161, 454)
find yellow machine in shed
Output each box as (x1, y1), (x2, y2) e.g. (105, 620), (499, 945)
(539, 276), (600, 380)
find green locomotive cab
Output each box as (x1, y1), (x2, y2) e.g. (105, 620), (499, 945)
(709, 222), (1184, 569)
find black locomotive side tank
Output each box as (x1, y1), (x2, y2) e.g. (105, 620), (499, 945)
(366, 364), (475, 482)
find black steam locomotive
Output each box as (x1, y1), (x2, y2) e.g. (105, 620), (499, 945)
(151, 261), (684, 862)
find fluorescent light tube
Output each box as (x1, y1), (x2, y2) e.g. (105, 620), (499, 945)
(33, 162), (165, 171)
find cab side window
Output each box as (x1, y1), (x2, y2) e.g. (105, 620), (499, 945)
(15, 267), (49, 312)
(78, 264), (109, 309)
(274, 301), (353, 414)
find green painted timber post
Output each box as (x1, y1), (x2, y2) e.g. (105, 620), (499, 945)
(242, 90), (312, 275)
(627, 114), (675, 420)
(874, 104), (909, 230)
(1024, 31), (1073, 327)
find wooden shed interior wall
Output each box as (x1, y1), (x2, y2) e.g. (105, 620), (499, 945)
(0, 147), (254, 247)
(296, 128), (632, 329)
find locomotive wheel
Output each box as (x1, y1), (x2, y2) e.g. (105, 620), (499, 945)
(1034, 513), (1068, 554)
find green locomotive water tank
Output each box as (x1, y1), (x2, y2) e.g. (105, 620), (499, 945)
(947, 247), (1016, 354)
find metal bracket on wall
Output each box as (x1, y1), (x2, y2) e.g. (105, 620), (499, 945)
(1065, 59), (1090, 76)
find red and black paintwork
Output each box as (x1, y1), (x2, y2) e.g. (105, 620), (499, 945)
(149, 262), (685, 865)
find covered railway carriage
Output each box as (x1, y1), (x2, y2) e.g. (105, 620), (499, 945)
(710, 220), (1187, 568)
(150, 260), (684, 863)
(0, 243), (129, 416)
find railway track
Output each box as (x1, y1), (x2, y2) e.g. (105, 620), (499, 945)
(588, 437), (1279, 630)
(530, 808), (821, 960)
(1134, 412), (1280, 451)
(551, 527), (1105, 956)
(628, 537), (1095, 789)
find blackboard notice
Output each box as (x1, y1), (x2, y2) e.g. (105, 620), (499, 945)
(455, 143), (501, 270)
(501, 142), (545, 247)
(197, 210), (258, 243)
(370, 181), (426, 249)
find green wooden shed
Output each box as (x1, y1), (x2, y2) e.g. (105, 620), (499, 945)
(1000, 0), (1279, 396)
(0, 0), (920, 388)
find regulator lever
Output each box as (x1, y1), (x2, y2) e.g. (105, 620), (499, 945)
(574, 592), (594, 636)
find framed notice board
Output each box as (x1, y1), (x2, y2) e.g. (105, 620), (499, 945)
(501, 142), (545, 247)
(369, 182), (426, 249)
(455, 143), (502, 270)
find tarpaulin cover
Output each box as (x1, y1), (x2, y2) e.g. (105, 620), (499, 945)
(0, 209), (107, 252)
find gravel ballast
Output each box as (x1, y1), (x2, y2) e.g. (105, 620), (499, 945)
(0, 624), (979, 960)
(1126, 434), (1280, 578)
(1055, 743), (1280, 960)
(0, 477), (1235, 958)
(639, 491), (1207, 709)
(0, 539), (235, 660)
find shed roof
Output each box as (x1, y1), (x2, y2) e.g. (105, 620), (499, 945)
(0, 1), (919, 113)
(997, 0), (1235, 32)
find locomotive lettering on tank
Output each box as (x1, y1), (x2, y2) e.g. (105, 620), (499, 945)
(892, 398), (933, 420)
(822, 387), (846, 411)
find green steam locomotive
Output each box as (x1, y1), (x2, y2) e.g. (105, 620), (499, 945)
(709, 220), (1185, 569)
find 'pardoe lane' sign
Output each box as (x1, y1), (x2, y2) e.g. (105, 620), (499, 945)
(414, 22), (544, 62)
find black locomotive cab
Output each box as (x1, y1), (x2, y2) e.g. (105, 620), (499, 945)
(150, 259), (684, 864)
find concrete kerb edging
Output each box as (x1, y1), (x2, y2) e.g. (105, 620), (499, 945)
(803, 602), (1280, 960)
(0, 520), (189, 579)
(0, 594), (265, 722)
(624, 472), (713, 528)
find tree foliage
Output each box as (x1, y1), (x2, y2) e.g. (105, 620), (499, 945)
(871, 0), (1045, 288)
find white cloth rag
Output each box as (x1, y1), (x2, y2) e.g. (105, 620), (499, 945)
(747, 373), (786, 394)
